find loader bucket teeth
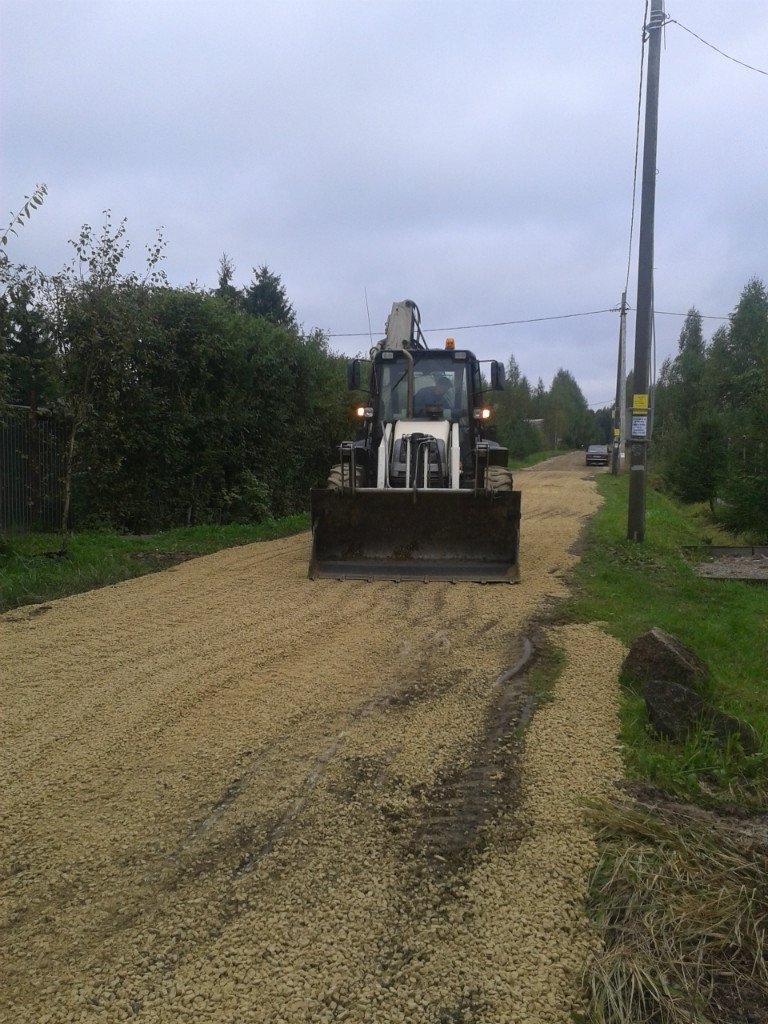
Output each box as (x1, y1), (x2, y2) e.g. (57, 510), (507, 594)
(308, 489), (521, 582)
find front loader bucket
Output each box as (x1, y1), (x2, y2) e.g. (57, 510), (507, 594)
(309, 488), (521, 582)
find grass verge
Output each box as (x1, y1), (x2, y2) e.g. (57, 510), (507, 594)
(567, 470), (767, 809)
(0, 515), (309, 613)
(569, 472), (768, 1023)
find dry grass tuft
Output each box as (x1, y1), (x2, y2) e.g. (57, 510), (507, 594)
(583, 800), (768, 1024)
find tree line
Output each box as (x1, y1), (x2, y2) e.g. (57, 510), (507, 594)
(2, 211), (609, 535)
(1, 215), (350, 532)
(491, 359), (604, 457)
(653, 277), (768, 540)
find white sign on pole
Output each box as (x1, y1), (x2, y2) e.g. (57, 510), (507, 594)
(631, 415), (648, 439)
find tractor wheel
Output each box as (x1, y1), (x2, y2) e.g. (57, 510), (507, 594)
(327, 464), (366, 490)
(485, 465), (514, 492)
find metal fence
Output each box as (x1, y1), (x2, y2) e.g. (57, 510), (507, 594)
(1, 407), (65, 531)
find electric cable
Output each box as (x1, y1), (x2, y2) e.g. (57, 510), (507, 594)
(332, 15), (759, 348)
(328, 308), (618, 339)
(328, 304), (731, 340)
(667, 18), (768, 77)
(628, 307), (728, 320)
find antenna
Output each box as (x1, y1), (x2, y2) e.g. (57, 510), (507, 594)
(364, 289), (374, 350)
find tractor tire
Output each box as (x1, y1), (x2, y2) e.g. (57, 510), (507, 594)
(485, 465), (514, 492)
(327, 464), (366, 491)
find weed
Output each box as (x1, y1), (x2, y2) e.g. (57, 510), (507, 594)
(583, 800), (768, 1024)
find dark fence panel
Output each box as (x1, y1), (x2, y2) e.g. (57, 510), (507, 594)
(1, 408), (65, 531)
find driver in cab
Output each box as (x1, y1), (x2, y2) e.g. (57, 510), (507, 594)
(414, 374), (452, 416)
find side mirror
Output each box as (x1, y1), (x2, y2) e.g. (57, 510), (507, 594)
(347, 359), (361, 390)
(490, 361), (506, 390)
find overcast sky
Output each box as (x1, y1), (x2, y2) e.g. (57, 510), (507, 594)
(2, 0), (767, 407)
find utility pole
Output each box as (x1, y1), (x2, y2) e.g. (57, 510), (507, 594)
(627, 0), (665, 540)
(612, 292), (628, 475)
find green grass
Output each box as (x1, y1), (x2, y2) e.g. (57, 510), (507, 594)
(566, 471), (767, 809)
(0, 515), (309, 613)
(573, 475), (768, 1023)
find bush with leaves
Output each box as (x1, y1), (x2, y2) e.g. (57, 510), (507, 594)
(4, 217), (355, 534)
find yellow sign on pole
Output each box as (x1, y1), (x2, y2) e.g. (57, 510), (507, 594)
(632, 393), (649, 412)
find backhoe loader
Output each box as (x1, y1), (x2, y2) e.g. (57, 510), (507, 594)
(309, 300), (521, 581)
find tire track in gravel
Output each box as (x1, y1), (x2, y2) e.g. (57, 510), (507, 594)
(406, 636), (535, 870)
(1, 454), (623, 1024)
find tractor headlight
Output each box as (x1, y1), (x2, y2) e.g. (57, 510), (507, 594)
(356, 406), (374, 419)
(473, 408), (491, 420)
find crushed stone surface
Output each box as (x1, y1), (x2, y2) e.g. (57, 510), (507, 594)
(1, 452), (624, 1023)
(694, 554), (768, 580)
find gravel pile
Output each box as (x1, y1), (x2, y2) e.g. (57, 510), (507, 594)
(2, 452), (624, 1023)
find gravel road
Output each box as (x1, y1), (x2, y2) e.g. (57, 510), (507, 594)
(1, 453), (625, 1024)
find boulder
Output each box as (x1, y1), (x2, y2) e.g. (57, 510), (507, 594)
(643, 679), (759, 754)
(622, 627), (709, 693)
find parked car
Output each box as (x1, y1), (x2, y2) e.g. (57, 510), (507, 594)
(585, 444), (609, 466)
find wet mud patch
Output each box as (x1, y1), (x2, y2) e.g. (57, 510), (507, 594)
(568, 534), (586, 556)
(329, 753), (398, 803)
(128, 550), (195, 567)
(387, 664), (465, 709)
(437, 989), (488, 1023)
(408, 681), (533, 873)
(357, 636), (541, 1020)
(398, 636), (537, 877)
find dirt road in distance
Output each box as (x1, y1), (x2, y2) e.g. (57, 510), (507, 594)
(2, 453), (624, 1024)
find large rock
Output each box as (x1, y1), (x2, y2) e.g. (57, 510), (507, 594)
(643, 679), (759, 754)
(622, 627), (709, 693)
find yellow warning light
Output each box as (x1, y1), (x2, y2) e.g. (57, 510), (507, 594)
(445, 337), (455, 350)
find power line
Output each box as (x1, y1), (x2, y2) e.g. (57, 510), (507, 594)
(629, 307), (729, 320)
(667, 18), (768, 77)
(328, 304), (731, 339)
(327, 307), (618, 339)
(426, 308), (620, 332)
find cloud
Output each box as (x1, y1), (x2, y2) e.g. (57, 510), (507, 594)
(2, 0), (765, 405)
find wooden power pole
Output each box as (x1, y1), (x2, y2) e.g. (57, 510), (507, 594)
(627, 0), (665, 540)
(612, 292), (628, 475)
